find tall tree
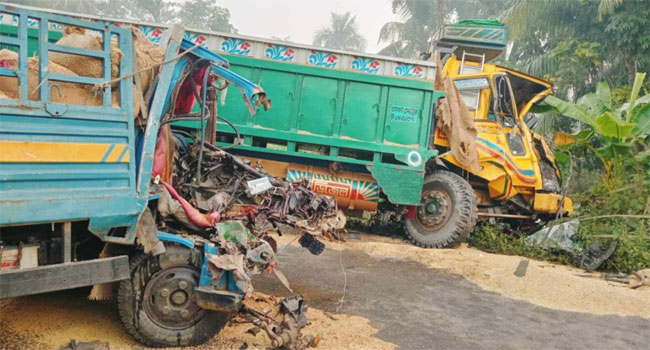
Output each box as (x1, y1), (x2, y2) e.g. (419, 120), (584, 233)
(504, 0), (650, 97)
(378, 0), (513, 58)
(121, 0), (176, 22)
(175, 0), (236, 33)
(313, 12), (366, 51)
(377, 0), (439, 58)
(7, 0), (237, 33)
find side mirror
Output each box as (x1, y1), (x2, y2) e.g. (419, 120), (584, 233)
(524, 113), (539, 129)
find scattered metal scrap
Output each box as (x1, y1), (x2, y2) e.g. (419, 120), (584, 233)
(238, 294), (314, 350)
(525, 220), (617, 271)
(59, 340), (109, 350)
(147, 124), (343, 348)
(161, 141), (342, 245)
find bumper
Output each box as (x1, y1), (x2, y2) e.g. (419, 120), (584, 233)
(533, 193), (573, 215)
(0, 256), (129, 299)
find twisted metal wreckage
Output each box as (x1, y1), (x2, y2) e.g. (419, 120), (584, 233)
(135, 37), (344, 348)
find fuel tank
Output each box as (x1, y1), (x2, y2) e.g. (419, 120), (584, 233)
(241, 157), (380, 211)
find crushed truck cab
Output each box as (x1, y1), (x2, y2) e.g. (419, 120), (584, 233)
(434, 22), (573, 219)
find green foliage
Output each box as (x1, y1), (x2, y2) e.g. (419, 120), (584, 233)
(470, 162), (649, 273)
(174, 0), (236, 33)
(313, 12), (366, 51)
(573, 163), (650, 273)
(467, 224), (573, 265)
(544, 40), (602, 97)
(546, 74), (650, 185)
(6, 0), (238, 33)
(505, 0), (650, 97)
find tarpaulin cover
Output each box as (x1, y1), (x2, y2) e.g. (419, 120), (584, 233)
(454, 19), (503, 27)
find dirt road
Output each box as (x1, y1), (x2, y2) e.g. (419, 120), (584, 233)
(1, 234), (649, 350)
(263, 245), (649, 350)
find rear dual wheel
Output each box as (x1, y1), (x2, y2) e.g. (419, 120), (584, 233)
(405, 170), (478, 248)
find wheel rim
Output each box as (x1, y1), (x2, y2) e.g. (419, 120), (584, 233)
(143, 266), (205, 330)
(416, 188), (452, 234)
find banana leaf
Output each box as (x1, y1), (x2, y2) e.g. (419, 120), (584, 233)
(545, 95), (597, 128)
(631, 102), (650, 136)
(594, 112), (637, 139)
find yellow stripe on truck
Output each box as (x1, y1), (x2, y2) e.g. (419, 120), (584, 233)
(0, 141), (130, 163)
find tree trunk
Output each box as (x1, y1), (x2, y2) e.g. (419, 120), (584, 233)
(436, 0), (446, 29)
(625, 57), (638, 87)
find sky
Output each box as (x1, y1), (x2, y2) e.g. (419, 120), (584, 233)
(217, 0), (402, 54)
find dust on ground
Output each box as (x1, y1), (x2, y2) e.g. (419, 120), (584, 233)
(0, 290), (394, 350)
(275, 232), (650, 319)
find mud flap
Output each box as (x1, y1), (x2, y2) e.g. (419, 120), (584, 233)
(136, 207), (166, 256)
(367, 163), (425, 205)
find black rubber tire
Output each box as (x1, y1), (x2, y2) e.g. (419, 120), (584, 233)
(117, 244), (230, 347)
(405, 170), (478, 248)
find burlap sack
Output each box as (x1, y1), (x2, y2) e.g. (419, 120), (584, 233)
(50, 26), (123, 80)
(131, 27), (165, 94)
(0, 48), (101, 105)
(434, 53), (481, 172)
(0, 49), (140, 113)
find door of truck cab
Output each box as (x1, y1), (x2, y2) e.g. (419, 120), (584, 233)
(495, 67), (563, 193)
(450, 72), (540, 194)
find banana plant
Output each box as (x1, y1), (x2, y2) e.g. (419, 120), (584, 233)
(545, 73), (649, 183)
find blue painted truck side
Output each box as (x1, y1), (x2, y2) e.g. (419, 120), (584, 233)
(0, 6), (140, 233)
(0, 6), (251, 311)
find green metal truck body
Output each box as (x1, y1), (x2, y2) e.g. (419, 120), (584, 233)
(216, 54), (443, 205)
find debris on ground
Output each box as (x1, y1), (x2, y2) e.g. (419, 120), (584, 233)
(514, 259), (528, 277)
(524, 220), (617, 271)
(599, 268), (650, 289)
(524, 220), (581, 252)
(59, 340), (109, 350)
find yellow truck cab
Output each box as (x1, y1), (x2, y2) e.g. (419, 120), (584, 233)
(433, 51), (573, 220)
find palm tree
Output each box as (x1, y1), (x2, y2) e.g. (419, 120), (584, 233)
(377, 0), (512, 59)
(377, 0), (439, 59)
(504, 0), (647, 90)
(313, 12), (366, 51)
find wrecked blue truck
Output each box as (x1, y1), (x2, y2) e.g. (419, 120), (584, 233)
(0, 5), (337, 348)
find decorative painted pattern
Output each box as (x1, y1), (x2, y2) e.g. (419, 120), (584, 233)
(287, 169), (379, 202)
(0, 14), (62, 31)
(140, 26), (163, 44)
(308, 50), (338, 68)
(394, 63), (423, 78)
(221, 37), (251, 56)
(4, 15), (39, 27)
(264, 44), (295, 61)
(351, 56), (380, 74)
(443, 25), (506, 45)
(354, 179), (380, 203)
(184, 32), (206, 47)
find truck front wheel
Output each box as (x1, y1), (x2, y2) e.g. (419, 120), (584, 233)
(405, 170), (478, 248)
(117, 244), (230, 347)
